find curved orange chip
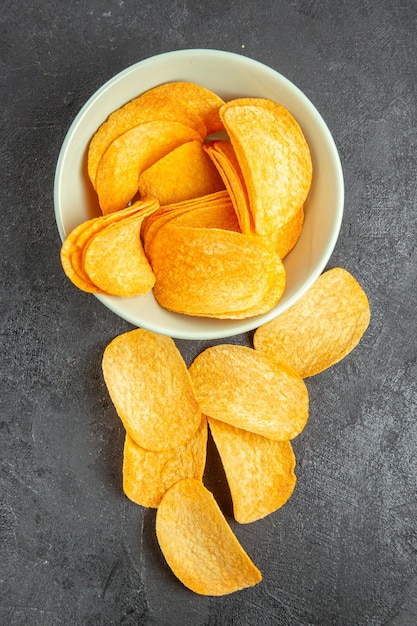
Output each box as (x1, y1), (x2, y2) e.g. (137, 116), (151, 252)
(88, 84), (209, 188)
(88, 82), (224, 188)
(208, 417), (296, 524)
(82, 212), (155, 297)
(142, 190), (237, 257)
(95, 121), (201, 214)
(254, 267), (371, 377)
(220, 98), (312, 236)
(168, 81), (224, 135)
(138, 140), (225, 206)
(156, 478), (262, 595)
(102, 329), (202, 451)
(167, 191), (239, 231)
(189, 345), (309, 440)
(270, 205), (305, 259)
(60, 219), (106, 294)
(149, 225), (286, 318)
(204, 140), (253, 234)
(60, 200), (156, 294)
(123, 417), (208, 508)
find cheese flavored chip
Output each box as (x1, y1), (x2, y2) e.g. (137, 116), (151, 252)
(138, 140), (225, 205)
(189, 345), (308, 440)
(254, 267), (371, 377)
(156, 478), (262, 595)
(95, 121), (202, 214)
(123, 417), (208, 508)
(220, 98), (312, 237)
(208, 418), (296, 524)
(149, 225), (286, 319)
(102, 329), (201, 451)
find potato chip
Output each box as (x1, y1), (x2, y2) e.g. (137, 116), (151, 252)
(148, 224), (286, 318)
(96, 121), (202, 214)
(60, 200), (157, 293)
(254, 267), (371, 377)
(82, 212), (155, 297)
(156, 478), (262, 595)
(220, 98), (312, 236)
(271, 206), (305, 259)
(88, 85), (207, 189)
(170, 81), (224, 135)
(131, 81), (223, 135)
(60, 219), (106, 294)
(138, 140), (225, 205)
(168, 196), (240, 232)
(204, 140), (253, 234)
(205, 139), (304, 257)
(123, 417), (208, 508)
(102, 329), (201, 451)
(88, 81), (224, 188)
(189, 345), (308, 440)
(142, 190), (236, 255)
(208, 417), (296, 524)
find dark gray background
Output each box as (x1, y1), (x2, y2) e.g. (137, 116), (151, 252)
(1, 1), (416, 624)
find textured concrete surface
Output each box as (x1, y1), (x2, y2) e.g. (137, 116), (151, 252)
(1, 1), (416, 624)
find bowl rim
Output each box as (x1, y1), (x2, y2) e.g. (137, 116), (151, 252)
(54, 48), (344, 340)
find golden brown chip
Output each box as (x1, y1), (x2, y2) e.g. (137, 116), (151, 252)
(148, 224), (286, 318)
(189, 345), (308, 440)
(88, 81), (224, 188)
(204, 140), (253, 234)
(156, 478), (262, 595)
(142, 190), (235, 255)
(208, 417), (296, 524)
(220, 98), (312, 236)
(95, 121), (202, 214)
(88, 84), (208, 188)
(254, 267), (371, 377)
(60, 219), (106, 293)
(272, 205), (304, 259)
(167, 192), (240, 232)
(123, 417), (208, 508)
(102, 329), (202, 451)
(133, 81), (224, 135)
(82, 212), (155, 297)
(60, 200), (155, 293)
(146, 81), (224, 135)
(205, 138), (304, 257)
(138, 140), (225, 205)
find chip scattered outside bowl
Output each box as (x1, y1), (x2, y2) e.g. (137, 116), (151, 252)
(54, 49), (344, 340)
(189, 344), (309, 440)
(155, 478), (262, 595)
(123, 416), (208, 508)
(102, 328), (201, 451)
(254, 267), (371, 377)
(208, 417), (297, 524)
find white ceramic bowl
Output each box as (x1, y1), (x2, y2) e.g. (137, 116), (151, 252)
(54, 49), (344, 340)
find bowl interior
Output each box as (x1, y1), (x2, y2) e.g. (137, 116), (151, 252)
(54, 49), (344, 340)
